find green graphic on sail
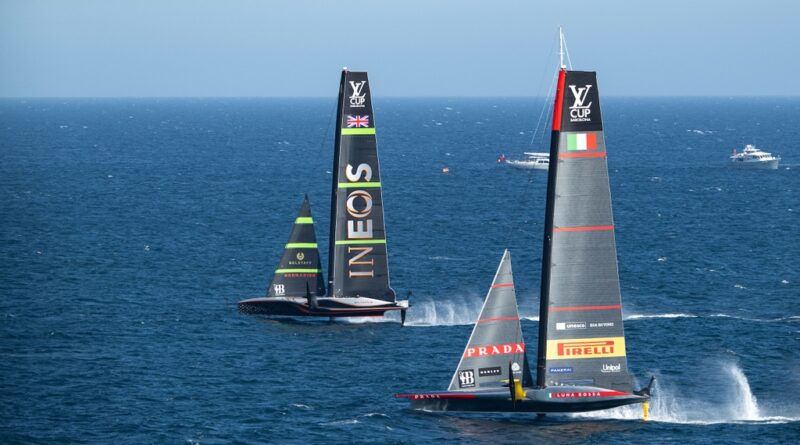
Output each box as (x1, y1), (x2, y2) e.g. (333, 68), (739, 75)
(328, 70), (396, 302)
(267, 195), (326, 298)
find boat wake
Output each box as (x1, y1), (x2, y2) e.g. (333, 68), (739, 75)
(401, 296), (484, 327)
(571, 363), (800, 425)
(340, 310), (800, 326)
(624, 313), (697, 320)
(709, 313), (800, 323)
(339, 295), (484, 326)
(622, 313), (799, 323)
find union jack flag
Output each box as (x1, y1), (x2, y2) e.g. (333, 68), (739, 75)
(346, 115), (370, 128)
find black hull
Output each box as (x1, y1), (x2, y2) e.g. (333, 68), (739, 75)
(238, 297), (405, 318)
(396, 388), (647, 414)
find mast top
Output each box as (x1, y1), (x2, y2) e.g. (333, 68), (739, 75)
(559, 27), (567, 69)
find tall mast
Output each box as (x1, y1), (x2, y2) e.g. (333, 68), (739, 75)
(559, 26), (566, 69)
(328, 69), (347, 296)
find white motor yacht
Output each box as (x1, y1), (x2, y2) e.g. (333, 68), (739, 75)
(505, 152), (550, 170)
(729, 144), (781, 169)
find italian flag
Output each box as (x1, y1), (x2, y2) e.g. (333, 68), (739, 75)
(566, 133), (598, 151)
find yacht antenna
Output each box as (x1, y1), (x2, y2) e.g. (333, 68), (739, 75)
(558, 27), (573, 70)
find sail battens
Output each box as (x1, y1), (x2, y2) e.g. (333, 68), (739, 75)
(477, 316), (520, 324)
(559, 152), (607, 159)
(538, 70), (634, 393)
(265, 196), (327, 298)
(549, 305), (622, 312)
(336, 181), (382, 188)
(285, 243), (318, 248)
(448, 250), (533, 392)
(554, 225), (614, 233)
(329, 70), (396, 302)
(276, 268), (322, 274)
(341, 128), (376, 135)
(334, 239), (387, 245)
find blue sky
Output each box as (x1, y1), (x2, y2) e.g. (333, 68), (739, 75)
(1, 0), (798, 97)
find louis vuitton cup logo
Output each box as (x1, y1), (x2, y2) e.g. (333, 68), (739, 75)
(568, 84), (592, 122)
(349, 81), (367, 108)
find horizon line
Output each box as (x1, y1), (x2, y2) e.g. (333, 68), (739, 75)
(1, 95), (798, 100)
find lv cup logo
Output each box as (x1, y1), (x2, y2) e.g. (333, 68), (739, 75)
(568, 84), (592, 121)
(349, 81), (366, 108)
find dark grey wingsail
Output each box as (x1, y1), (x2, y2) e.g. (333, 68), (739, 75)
(536, 69), (633, 393)
(267, 195), (326, 298)
(328, 70), (396, 302)
(448, 250), (533, 392)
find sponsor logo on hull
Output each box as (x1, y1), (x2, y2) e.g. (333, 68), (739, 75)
(601, 363), (622, 373)
(549, 367), (574, 374)
(464, 342), (525, 358)
(549, 390), (628, 399)
(546, 337), (626, 360)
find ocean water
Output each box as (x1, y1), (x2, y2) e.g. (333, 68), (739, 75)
(1, 97), (798, 444)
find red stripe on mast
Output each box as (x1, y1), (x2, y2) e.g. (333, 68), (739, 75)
(552, 69), (566, 131)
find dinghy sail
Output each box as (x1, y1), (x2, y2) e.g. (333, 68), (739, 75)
(238, 69), (409, 321)
(397, 30), (653, 413)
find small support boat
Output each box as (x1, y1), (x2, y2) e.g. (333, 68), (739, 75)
(505, 152), (550, 170)
(729, 144), (781, 169)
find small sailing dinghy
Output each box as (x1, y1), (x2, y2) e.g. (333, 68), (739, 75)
(238, 70), (409, 322)
(396, 31), (654, 414)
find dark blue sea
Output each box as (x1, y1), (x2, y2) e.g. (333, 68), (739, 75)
(2, 97), (799, 444)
